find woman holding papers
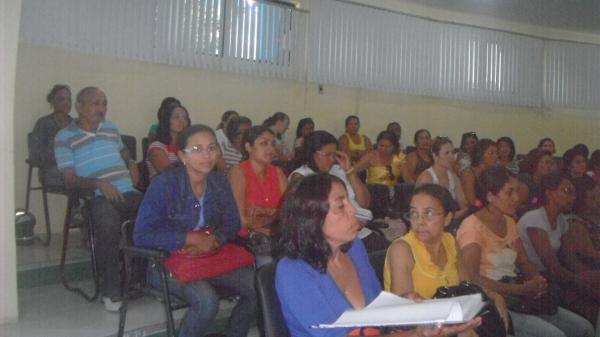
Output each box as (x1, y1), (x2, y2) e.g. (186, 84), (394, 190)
(275, 173), (480, 337)
(457, 166), (593, 337)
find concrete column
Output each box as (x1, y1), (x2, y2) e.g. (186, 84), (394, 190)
(0, 0), (21, 324)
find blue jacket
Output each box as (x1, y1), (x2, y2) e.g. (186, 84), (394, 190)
(134, 165), (241, 251)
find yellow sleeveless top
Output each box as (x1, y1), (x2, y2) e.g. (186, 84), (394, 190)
(383, 231), (460, 299)
(366, 153), (406, 186)
(344, 133), (367, 152)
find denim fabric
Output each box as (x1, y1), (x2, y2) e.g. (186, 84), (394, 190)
(90, 191), (142, 298)
(148, 265), (257, 337)
(134, 165), (241, 251)
(510, 307), (594, 337)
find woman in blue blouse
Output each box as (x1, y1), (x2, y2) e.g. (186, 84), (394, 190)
(276, 173), (480, 337)
(134, 124), (257, 337)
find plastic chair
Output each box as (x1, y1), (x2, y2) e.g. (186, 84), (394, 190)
(255, 262), (291, 337)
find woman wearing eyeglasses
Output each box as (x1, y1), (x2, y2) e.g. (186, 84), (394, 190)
(458, 166), (594, 337)
(416, 137), (469, 219)
(134, 124), (257, 337)
(519, 173), (600, 329)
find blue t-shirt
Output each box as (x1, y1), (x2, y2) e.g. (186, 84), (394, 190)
(276, 239), (382, 337)
(54, 120), (134, 196)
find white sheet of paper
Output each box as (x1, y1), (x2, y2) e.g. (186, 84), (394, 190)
(316, 291), (484, 328)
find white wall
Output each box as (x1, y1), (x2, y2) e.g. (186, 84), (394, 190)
(1, 0), (21, 324)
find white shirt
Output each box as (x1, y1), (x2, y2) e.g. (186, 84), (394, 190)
(518, 207), (570, 271)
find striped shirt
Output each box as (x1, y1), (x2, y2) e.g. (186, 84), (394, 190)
(221, 140), (243, 174)
(146, 141), (179, 179)
(54, 120), (134, 196)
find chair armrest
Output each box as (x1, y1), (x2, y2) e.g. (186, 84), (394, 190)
(121, 244), (169, 259)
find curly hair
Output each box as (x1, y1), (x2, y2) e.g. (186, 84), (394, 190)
(276, 173), (349, 273)
(46, 84), (70, 103)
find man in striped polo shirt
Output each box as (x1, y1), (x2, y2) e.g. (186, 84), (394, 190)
(55, 86), (142, 312)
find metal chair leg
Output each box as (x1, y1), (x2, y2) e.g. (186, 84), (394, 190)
(117, 253), (132, 337)
(25, 165), (33, 211)
(40, 186), (51, 246)
(60, 196), (99, 302)
(159, 265), (177, 337)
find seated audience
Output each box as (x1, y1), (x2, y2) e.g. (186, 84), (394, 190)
(402, 129), (433, 183)
(263, 111), (290, 160)
(146, 103), (190, 179)
(457, 132), (478, 173)
(293, 117), (315, 150)
(30, 84), (73, 187)
(275, 173), (480, 337)
(573, 144), (590, 160)
(517, 148), (553, 215)
(562, 176), (600, 272)
(228, 125), (287, 265)
(134, 124), (257, 337)
(561, 147), (588, 179)
(354, 131), (405, 187)
(147, 96), (180, 143)
(290, 130), (389, 252)
(416, 137), (468, 218)
(221, 116), (251, 174)
(386, 121), (403, 150)
(518, 173), (600, 327)
(460, 139), (497, 207)
(338, 115), (372, 165)
(589, 150), (600, 183)
(497, 136), (519, 174)
(54, 86), (142, 311)
(538, 137), (559, 172)
(458, 166), (594, 337)
(215, 110), (238, 151)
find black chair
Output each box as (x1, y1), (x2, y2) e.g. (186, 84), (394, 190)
(255, 262), (291, 337)
(24, 132), (68, 245)
(118, 220), (187, 337)
(391, 182), (415, 215)
(141, 137), (150, 161)
(121, 134), (137, 161)
(368, 249), (387, 286)
(59, 189), (100, 302)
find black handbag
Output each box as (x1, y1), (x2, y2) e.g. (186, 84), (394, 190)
(433, 281), (506, 337)
(499, 275), (560, 315)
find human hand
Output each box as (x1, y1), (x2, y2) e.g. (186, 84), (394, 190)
(97, 179), (124, 203)
(185, 231), (219, 254)
(335, 151), (351, 170)
(413, 317), (481, 337)
(523, 276), (547, 298)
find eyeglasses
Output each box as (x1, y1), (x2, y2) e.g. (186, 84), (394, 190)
(317, 151), (336, 159)
(182, 144), (219, 156)
(404, 209), (445, 222)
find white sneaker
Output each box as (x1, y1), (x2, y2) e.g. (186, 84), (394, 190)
(102, 296), (122, 312)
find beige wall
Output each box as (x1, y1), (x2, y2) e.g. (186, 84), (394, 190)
(2, 0), (21, 324)
(14, 43), (600, 235)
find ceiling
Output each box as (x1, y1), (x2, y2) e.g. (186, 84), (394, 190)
(394, 0), (600, 35)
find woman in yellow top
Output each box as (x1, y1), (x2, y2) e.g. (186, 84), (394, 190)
(383, 183), (463, 298)
(353, 131), (406, 187)
(338, 115), (372, 164)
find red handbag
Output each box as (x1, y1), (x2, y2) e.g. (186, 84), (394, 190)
(163, 243), (256, 282)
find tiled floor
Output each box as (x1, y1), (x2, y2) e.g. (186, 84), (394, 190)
(2, 233), (259, 337)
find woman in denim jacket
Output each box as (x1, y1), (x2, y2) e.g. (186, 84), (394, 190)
(134, 124), (257, 337)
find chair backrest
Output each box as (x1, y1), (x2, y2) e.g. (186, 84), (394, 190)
(392, 182), (415, 215)
(121, 135), (137, 161)
(142, 137), (150, 161)
(255, 263), (291, 337)
(27, 132), (42, 166)
(368, 249), (387, 286)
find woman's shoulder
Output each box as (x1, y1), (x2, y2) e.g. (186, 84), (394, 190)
(457, 214), (484, 234)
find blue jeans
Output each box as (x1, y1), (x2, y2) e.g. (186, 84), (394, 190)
(148, 265), (257, 337)
(510, 307), (594, 337)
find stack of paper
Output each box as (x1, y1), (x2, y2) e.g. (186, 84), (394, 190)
(316, 291), (484, 328)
